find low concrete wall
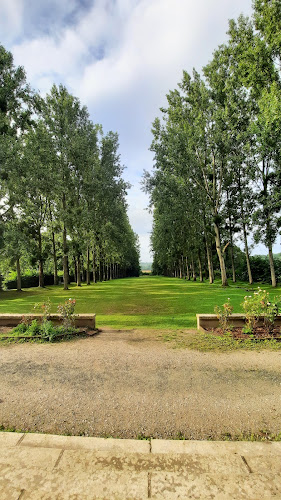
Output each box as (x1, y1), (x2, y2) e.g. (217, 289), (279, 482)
(197, 313), (281, 331)
(0, 314), (96, 329)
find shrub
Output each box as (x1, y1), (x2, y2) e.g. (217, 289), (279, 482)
(57, 298), (76, 329)
(241, 288), (281, 334)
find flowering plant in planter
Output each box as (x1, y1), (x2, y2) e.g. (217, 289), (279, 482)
(241, 288), (281, 335)
(57, 298), (76, 329)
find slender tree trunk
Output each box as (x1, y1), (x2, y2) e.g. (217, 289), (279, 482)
(38, 228), (44, 288)
(214, 222), (228, 286)
(16, 257), (21, 292)
(185, 257), (190, 280)
(63, 225), (68, 290)
(268, 244), (277, 287)
(80, 256), (85, 282)
(242, 220), (253, 285)
(77, 256), (81, 286)
(73, 258), (77, 283)
(191, 257), (196, 281)
(226, 190), (236, 283)
(86, 247), (90, 285)
(92, 250), (96, 283)
(198, 252), (203, 282)
(179, 260), (182, 279)
(203, 212), (214, 284)
(98, 261), (102, 281)
(51, 231), (59, 285)
(205, 239), (214, 284)
(238, 174), (253, 285)
(229, 243), (236, 283)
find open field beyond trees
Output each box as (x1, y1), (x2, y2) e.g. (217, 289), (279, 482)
(0, 275), (281, 330)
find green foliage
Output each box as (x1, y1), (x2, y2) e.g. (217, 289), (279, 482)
(241, 288), (281, 334)
(57, 298), (76, 329)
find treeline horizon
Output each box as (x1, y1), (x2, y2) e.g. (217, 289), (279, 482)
(144, 0), (281, 287)
(0, 45), (140, 290)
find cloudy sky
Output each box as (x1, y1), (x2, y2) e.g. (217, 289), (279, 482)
(1, 0), (255, 261)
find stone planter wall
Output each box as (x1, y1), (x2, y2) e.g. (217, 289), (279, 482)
(0, 314), (96, 329)
(196, 313), (281, 332)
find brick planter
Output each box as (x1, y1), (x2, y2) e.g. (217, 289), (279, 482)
(0, 314), (96, 329)
(196, 313), (281, 332)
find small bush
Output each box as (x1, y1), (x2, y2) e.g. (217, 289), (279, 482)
(241, 288), (281, 334)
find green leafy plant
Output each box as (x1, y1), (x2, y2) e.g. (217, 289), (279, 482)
(57, 298), (76, 329)
(241, 288), (281, 335)
(34, 298), (51, 322)
(214, 298), (233, 334)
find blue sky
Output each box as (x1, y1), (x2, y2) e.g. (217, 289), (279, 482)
(1, 0), (264, 261)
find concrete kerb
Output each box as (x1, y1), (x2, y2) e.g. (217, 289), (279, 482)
(1, 432), (281, 456)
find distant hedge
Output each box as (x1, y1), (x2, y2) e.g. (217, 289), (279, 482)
(4, 273), (62, 289)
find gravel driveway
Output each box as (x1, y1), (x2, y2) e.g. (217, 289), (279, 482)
(0, 330), (280, 439)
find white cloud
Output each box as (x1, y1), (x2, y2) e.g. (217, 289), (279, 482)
(0, 0), (24, 43)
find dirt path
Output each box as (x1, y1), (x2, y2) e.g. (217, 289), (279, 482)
(0, 330), (280, 439)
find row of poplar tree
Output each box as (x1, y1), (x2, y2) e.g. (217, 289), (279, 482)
(0, 45), (140, 290)
(144, 0), (281, 287)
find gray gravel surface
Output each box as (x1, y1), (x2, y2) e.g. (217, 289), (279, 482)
(0, 330), (280, 439)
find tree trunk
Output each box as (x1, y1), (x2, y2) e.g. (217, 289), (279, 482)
(268, 244), (277, 287)
(205, 240), (213, 283)
(63, 225), (68, 290)
(77, 256), (81, 286)
(16, 257), (21, 292)
(214, 221), (228, 286)
(38, 228), (44, 288)
(52, 231), (59, 285)
(229, 243), (236, 283)
(92, 250), (96, 283)
(62, 190), (69, 289)
(86, 247), (90, 285)
(179, 260), (182, 279)
(191, 257), (196, 281)
(242, 220), (253, 285)
(185, 257), (190, 280)
(198, 252), (203, 282)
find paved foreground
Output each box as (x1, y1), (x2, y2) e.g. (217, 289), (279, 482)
(1, 432), (281, 499)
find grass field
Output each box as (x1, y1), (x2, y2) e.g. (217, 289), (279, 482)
(0, 275), (280, 330)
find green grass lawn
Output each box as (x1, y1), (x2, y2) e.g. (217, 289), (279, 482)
(0, 275), (280, 330)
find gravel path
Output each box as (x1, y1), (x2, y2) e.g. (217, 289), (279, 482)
(0, 330), (280, 439)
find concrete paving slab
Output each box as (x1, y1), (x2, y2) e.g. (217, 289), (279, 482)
(150, 472), (281, 499)
(20, 433), (150, 453)
(151, 438), (281, 456)
(1, 464), (148, 499)
(57, 449), (247, 475)
(23, 470), (148, 500)
(22, 492), (92, 499)
(244, 455), (281, 474)
(0, 446), (61, 469)
(0, 479), (23, 500)
(0, 432), (24, 447)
